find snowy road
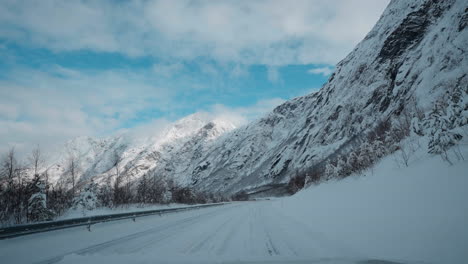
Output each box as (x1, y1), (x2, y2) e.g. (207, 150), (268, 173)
(0, 201), (394, 264)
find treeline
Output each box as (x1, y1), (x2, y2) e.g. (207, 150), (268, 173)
(0, 147), (67, 225)
(0, 146), (230, 227)
(287, 85), (467, 194)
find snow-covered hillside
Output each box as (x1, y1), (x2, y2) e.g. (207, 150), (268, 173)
(275, 139), (468, 264)
(45, 0), (467, 196)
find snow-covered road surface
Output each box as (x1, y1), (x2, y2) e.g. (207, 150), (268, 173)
(0, 201), (396, 264)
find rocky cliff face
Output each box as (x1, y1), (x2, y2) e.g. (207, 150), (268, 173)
(48, 0), (467, 196)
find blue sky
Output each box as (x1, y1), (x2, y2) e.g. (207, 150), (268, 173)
(0, 0), (389, 153)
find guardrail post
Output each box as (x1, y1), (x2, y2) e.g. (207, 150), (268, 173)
(86, 219), (92, 232)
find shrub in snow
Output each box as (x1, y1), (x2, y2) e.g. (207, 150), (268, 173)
(172, 187), (196, 204)
(231, 190), (249, 201)
(97, 184), (113, 208)
(287, 173), (306, 194)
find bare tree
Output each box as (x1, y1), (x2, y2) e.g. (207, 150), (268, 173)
(395, 142), (411, 167)
(43, 168), (50, 201)
(111, 150), (123, 180)
(29, 145), (44, 176)
(113, 150), (132, 201)
(111, 150), (128, 205)
(2, 147), (17, 181)
(66, 153), (79, 196)
(12, 162), (28, 224)
(0, 147), (17, 224)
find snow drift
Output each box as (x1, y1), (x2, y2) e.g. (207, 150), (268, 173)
(276, 140), (468, 264)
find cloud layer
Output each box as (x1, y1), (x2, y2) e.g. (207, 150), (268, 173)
(0, 0), (390, 156)
(0, 65), (287, 155)
(0, 0), (389, 66)
(308, 66), (335, 77)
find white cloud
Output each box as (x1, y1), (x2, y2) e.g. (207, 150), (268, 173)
(0, 0), (390, 66)
(228, 64), (249, 78)
(152, 62), (185, 78)
(0, 103), (19, 120)
(210, 98), (286, 124)
(0, 67), (171, 155)
(116, 117), (172, 146)
(308, 66), (335, 76)
(0, 64), (286, 157)
(0, 0), (391, 157)
(267, 66), (281, 83)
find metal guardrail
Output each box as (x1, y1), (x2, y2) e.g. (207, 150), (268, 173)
(0, 202), (228, 240)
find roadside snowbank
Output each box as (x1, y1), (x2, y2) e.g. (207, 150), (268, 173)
(276, 147), (468, 264)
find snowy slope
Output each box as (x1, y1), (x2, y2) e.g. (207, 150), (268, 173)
(275, 140), (468, 264)
(45, 0), (467, 195)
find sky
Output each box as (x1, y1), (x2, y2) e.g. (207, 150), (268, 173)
(0, 0), (390, 156)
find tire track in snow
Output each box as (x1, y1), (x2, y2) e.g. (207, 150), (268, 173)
(267, 203), (360, 258)
(262, 203), (300, 256)
(33, 204), (238, 264)
(122, 205), (246, 254)
(257, 203), (280, 256)
(115, 209), (223, 254)
(215, 206), (247, 255)
(186, 215), (234, 254)
(77, 208), (223, 255)
(21, 201), (364, 263)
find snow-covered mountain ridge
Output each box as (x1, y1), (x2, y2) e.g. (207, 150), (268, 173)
(47, 0), (467, 195)
(45, 113), (238, 189)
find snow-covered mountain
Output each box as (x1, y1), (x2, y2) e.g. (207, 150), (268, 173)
(188, 0), (467, 194)
(48, 0), (467, 195)
(45, 113), (237, 189)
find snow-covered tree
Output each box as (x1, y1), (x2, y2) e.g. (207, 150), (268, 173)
(137, 174), (150, 204)
(411, 115), (424, 136)
(358, 141), (373, 168)
(446, 85), (468, 129)
(73, 181), (99, 213)
(335, 155), (348, 178)
(28, 174), (54, 222)
(324, 160), (337, 180)
(422, 103), (462, 158)
(347, 151), (359, 172)
(372, 139), (386, 158)
(410, 87), (467, 163)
